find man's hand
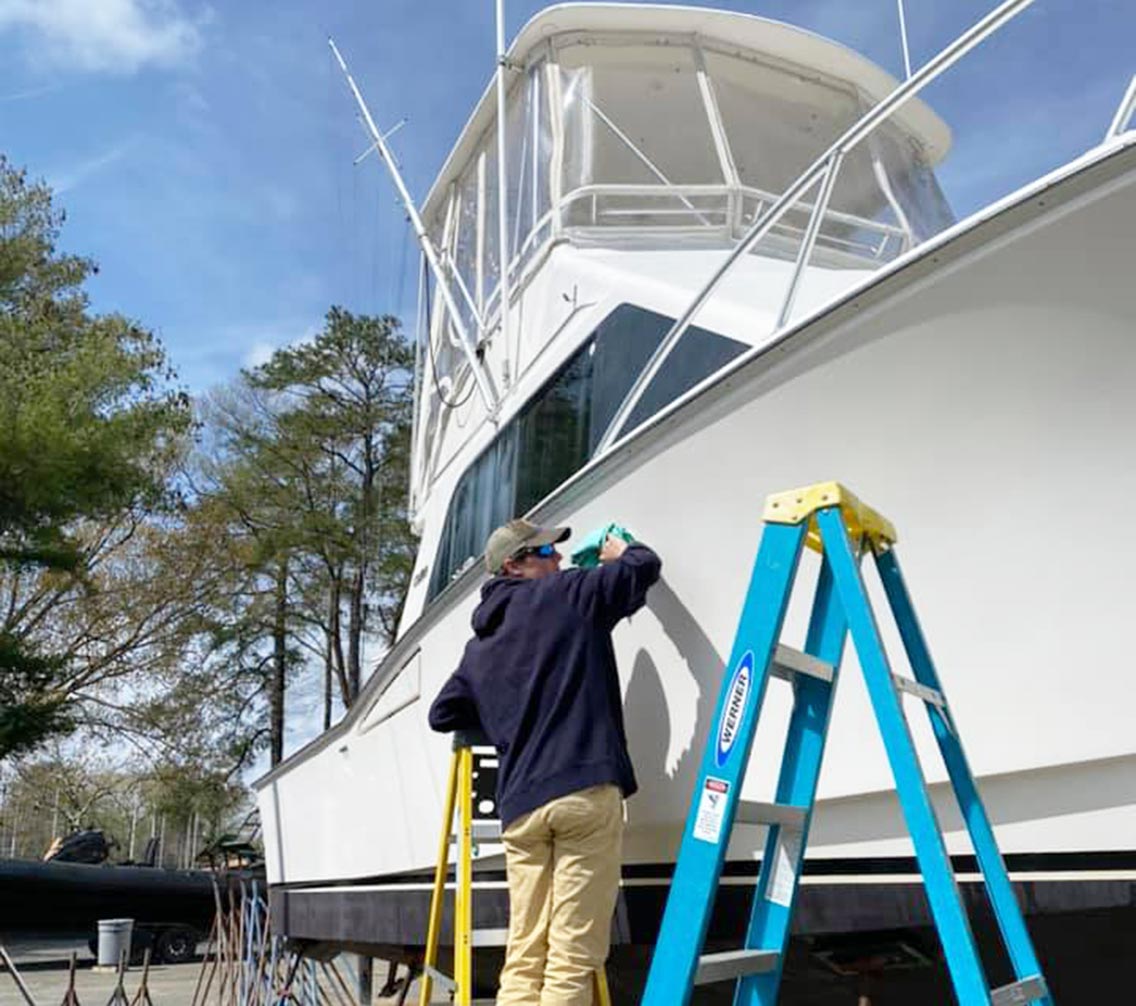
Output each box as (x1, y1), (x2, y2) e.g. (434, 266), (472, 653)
(599, 534), (629, 564)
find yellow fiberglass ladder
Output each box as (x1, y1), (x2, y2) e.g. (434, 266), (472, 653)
(420, 730), (613, 1006)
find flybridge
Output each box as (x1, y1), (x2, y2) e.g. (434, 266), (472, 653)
(416, 13), (955, 364)
(400, 6), (962, 511)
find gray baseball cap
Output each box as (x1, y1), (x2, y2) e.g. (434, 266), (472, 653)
(485, 518), (570, 574)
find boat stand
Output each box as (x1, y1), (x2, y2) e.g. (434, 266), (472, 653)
(0, 943), (39, 1006)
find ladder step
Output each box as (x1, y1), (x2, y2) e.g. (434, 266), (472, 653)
(770, 645), (834, 684)
(734, 800), (807, 829)
(990, 975), (1049, 1005)
(891, 674), (946, 708)
(449, 820), (503, 842)
(694, 949), (779, 985)
(470, 928), (509, 947)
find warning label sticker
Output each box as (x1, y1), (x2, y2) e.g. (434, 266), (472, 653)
(766, 824), (804, 907)
(692, 777), (731, 844)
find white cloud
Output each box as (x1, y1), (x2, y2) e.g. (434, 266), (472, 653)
(0, 0), (205, 74)
(50, 142), (133, 193)
(229, 321), (322, 373)
(0, 83), (61, 101)
(243, 340), (276, 369)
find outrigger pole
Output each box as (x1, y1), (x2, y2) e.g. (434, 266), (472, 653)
(328, 37), (498, 414)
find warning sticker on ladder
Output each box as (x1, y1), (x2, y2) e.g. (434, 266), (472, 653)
(766, 823), (803, 907)
(693, 777), (730, 844)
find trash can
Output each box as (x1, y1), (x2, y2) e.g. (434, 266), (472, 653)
(96, 918), (134, 968)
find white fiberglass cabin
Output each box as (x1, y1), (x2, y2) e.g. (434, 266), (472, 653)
(257, 3), (1136, 995)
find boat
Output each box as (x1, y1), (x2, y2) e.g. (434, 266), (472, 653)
(0, 856), (215, 963)
(255, 1), (1136, 993)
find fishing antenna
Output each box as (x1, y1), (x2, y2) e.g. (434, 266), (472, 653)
(327, 37), (498, 414)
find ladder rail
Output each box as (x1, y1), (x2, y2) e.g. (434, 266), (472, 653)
(875, 546), (1054, 1004)
(418, 752), (461, 1006)
(640, 521), (810, 1005)
(816, 506), (992, 1003)
(736, 556), (848, 1006)
(456, 746), (474, 1006)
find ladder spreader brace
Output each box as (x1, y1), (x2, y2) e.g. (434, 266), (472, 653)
(641, 481), (1054, 1006)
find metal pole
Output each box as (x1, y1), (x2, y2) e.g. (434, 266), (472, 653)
(327, 37), (498, 415)
(128, 799), (138, 861)
(775, 151), (845, 330)
(896, 0), (913, 80)
(408, 252), (427, 518)
(495, 0), (512, 386)
(1106, 73), (1136, 139)
(355, 955), (372, 1006)
(593, 0), (1036, 455)
(0, 943), (39, 1006)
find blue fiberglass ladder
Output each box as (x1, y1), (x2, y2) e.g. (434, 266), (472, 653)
(641, 482), (1053, 1006)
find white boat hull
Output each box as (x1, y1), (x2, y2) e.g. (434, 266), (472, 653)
(256, 140), (1136, 951)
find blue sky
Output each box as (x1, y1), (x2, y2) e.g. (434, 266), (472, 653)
(1, 0), (1133, 393)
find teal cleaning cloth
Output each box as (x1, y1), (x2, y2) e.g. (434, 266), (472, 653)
(570, 523), (635, 569)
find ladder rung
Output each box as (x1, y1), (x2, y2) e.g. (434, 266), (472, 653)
(892, 674), (946, 708)
(990, 975), (1049, 1005)
(423, 964), (456, 993)
(471, 928), (509, 947)
(450, 820), (503, 843)
(770, 645), (834, 684)
(734, 800), (807, 830)
(694, 949), (779, 985)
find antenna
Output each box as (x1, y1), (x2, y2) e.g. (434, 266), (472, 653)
(495, 0), (512, 387)
(327, 37), (498, 414)
(897, 0), (913, 79)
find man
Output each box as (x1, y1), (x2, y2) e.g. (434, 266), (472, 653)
(429, 518), (661, 1005)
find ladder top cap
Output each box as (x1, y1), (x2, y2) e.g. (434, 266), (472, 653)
(763, 481), (897, 550)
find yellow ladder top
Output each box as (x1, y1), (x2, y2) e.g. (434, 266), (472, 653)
(763, 481), (897, 552)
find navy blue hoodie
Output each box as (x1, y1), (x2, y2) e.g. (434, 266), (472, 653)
(428, 544), (662, 826)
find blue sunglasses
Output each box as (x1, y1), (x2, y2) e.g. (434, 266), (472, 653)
(514, 543), (558, 560)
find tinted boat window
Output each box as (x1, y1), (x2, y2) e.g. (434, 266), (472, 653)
(515, 345), (593, 516)
(427, 305), (745, 600)
(621, 321), (748, 433)
(430, 427), (517, 597)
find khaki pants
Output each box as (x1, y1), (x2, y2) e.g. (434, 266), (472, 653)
(496, 785), (623, 1006)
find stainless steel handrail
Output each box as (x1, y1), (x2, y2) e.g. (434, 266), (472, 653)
(557, 182), (907, 242)
(593, 0), (1037, 456)
(1106, 74), (1136, 140)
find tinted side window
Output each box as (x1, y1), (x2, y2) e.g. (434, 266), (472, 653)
(621, 321), (748, 433)
(429, 427), (517, 598)
(515, 345), (593, 516)
(426, 304), (745, 600)
(589, 304), (747, 442)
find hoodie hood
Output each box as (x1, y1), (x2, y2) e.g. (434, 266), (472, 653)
(471, 576), (524, 637)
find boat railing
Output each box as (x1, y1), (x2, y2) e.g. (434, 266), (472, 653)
(1106, 74), (1136, 140)
(554, 182), (908, 264)
(592, 0), (1038, 456)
